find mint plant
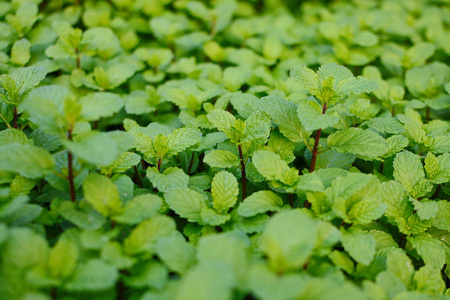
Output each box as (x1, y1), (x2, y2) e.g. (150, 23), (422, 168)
(0, 0), (449, 299)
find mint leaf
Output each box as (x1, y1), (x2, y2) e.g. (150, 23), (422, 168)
(393, 151), (425, 196)
(164, 187), (206, 223)
(327, 128), (388, 158)
(204, 150), (240, 168)
(237, 190), (283, 217)
(82, 173), (122, 217)
(260, 210), (316, 272)
(0, 144), (54, 178)
(259, 95), (310, 143)
(211, 171), (238, 213)
(341, 227), (375, 265)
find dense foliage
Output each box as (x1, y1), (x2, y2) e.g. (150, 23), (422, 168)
(0, 0), (449, 299)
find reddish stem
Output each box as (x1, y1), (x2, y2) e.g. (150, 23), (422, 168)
(309, 103), (328, 173)
(157, 158), (162, 172)
(238, 144), (247, 201)
(67, 129), (76, 202)
(13, 106), (18, 129)
(425, 106), (430, 122)
(133, 165), (143, 188)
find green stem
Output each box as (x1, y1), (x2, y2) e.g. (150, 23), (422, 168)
(238, 144), (247, 201)
(187, 152), (195, 174)
(67, 129), (76, 203)
(133, 165), (143, 188)
(425, 106), (430, 122)
(0, 112), (12, 129)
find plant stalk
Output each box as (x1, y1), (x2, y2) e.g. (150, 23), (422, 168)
(67, 129), (76, 202)
(238, 144), (247, 201)
(187, 152), (195, 174)
(157, 158), (162, 172)
(13, 106), (18, 129)
(309, 103), (328, 173)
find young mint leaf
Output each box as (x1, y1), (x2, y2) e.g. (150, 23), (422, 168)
(82, 173), (122, 217)
(204, 150), (240, 168)
(413, 265), (446, 295)
(433, 201), (450, 230)
(260, 210), (316, 272)
(166, 127), (202, 157)
(341, 227), (375, 265)
(79, 92), (124, 121)
(393, 151), (425, 196)
(48, 237), (79, 280)
(252, 150), (289, 181)
(0, 144), (55, 178)
(175, 261), (236, 300)
(164, 187), (206, 223)
(11, 38), (30, 66)
(124, 215), (176, 255)
(147, 167), (189, 193)
(64, 259), (118, 291)
(408, 234), (446, 269)
(259, 95), (310, 143)
(297, 99), (340, 131)
(156, 232), (196, 274)
(211, 171), (238, 213)
(113, 194), (162, 225)
(64, 131), (120, 167)
(327, 127), (388, 158)
(237, 190), (283, 217)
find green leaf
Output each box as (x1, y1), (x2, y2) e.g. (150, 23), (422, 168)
(211, 171), (238, 213)
(156, 233), (196, 274)
(166, 128), (202, 157)
(408, 234), (445, 269)
(146, 167), (189, 193)
(386, 250), (414, 286)
(105, 63), (136, 89)
(175, 262), (236, 300)
(380, 181), (413, 219)
(21, 85), (70, 134)
(238, 189), (284, 217)
(393, 151), (425, 195)
(290, 65), (320, 97)
(327, 127), (388, 158)
(0, 144), (55, 178)
(82, 173), (122, 217)
(124, 261), (168, 289)
(56, 201), (106, 230)
(64, 259), (118, 291)
(48, 237), (79, 280)
(297, 100), (339, 131)
(207, 109), (235, 137)
(201, 206), (230, 226)
(426, 153), (450, 184)
(10, 66), (47, 99)
(11, 38), (31, 66)
(164, 187), (206, 223)
(65, 131), (119, 167)
(259, 95), (310, 143)
(124, 215), (176, 255)
(260, 209), (316, 272)
(433, 201), (450, 230)
(101, 242), (136, 270)
(81, 27), (121, 59)
(397, 114), (426, 144)
(341, 227), (376, 265)
(79, 92), (124, 121)
(0, 128), (29, 146)
(331, 173), (385, 224)
(413, 265), (446, 295)
(204, 150), (240, 168)
(113, 194), (162, 225)
(100, 152), (141, 175)
(252, 150), (289, 181)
